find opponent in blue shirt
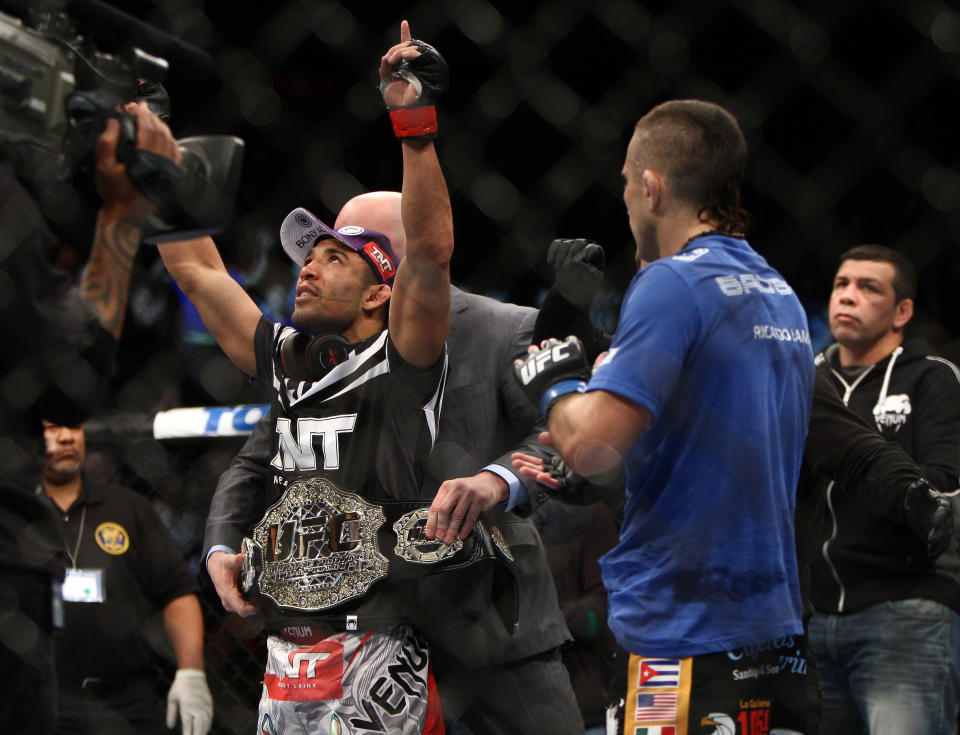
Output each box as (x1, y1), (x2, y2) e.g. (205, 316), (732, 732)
(593, 232), (812, 658)
(513, 100), (818, 735)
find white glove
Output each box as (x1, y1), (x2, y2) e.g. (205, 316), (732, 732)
(166, 668), (213, 735)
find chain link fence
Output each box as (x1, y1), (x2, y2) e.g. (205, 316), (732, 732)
(65, 0), (960, 732)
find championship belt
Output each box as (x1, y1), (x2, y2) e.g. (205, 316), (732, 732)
(240, 476), (519, 631)
(240, 477), (389, 612)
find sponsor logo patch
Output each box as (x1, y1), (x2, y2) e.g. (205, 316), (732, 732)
(873, 393), (911, 432)
(705, 702), (773, 735)
(715, 274), (794, 296)
(263, 639), (345, 701)
(363, 240), (395, 280)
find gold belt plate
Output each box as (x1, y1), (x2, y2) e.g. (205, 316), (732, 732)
(247, 477), (389, 612)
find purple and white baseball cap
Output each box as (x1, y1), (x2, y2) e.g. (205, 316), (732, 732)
(280, 206), (399, 286)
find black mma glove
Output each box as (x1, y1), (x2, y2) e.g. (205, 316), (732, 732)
(533, 238), (611, 360)
(547, 238), (605, 308)
(514, 335), (591, 417)
(899, 479), (954, 561)
(544, 450), (625, 503)
(381, 39), (449, 141)
(544, 454), (594, 502)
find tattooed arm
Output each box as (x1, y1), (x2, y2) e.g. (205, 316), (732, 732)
(81, 207), (141, 339)
(81, 101), (181, 339)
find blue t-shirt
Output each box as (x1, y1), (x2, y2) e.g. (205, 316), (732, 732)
(589, 234), (814, 658)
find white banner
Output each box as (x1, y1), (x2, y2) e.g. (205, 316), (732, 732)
(152, 404), (269, 439)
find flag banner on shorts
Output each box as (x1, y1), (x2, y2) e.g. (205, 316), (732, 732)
(638, 659), (681, 688)
(635, 692), (678, 722)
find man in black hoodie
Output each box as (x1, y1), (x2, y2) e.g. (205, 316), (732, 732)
(809, 244), (960, 735)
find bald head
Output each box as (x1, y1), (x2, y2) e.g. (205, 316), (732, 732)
(334, 192), (406, 260)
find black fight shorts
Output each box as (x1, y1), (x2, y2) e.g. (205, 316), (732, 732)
(607, 633), (820, 735)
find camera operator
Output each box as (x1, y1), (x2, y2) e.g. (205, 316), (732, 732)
(0, 99), (181, 735)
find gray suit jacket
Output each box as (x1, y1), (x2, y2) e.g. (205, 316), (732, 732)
(203, 287), (570, 667)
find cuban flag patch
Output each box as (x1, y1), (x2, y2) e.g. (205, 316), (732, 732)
(638, 659), (681, 688)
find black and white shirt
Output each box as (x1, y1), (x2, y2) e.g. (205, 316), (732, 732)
(254, 317), (447, 505)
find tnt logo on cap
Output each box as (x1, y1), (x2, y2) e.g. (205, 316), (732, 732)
(362, 240), (396, 282)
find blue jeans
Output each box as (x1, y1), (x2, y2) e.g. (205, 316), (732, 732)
(809, 599), (960, 735)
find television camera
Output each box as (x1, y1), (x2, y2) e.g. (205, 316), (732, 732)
(0, 0), (243, 243)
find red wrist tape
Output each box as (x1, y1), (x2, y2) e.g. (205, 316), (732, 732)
(388, 106), (438, 139)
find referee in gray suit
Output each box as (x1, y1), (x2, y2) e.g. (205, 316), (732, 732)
(203, 192), (583, 735)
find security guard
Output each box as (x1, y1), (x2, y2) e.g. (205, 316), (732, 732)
(40, 420), (213, 735)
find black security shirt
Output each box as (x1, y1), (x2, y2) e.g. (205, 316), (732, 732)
(42, 477), (199, 682)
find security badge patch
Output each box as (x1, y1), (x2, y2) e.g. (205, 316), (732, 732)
(94, 522), (129, 555)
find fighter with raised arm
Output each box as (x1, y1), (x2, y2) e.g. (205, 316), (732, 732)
(159, 20), (455, 735)
(203, 191), (583, 734)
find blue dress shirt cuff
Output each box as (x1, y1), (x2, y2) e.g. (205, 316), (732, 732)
(482, 464), (529, 511)
(206, 544), (236, 572)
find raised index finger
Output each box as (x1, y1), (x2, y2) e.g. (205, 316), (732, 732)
(400, 19), (411, 43)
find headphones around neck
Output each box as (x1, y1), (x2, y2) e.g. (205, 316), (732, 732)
(280, 332), (351, 382)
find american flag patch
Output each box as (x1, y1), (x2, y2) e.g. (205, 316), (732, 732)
(634, 692), (678, 722)
(638, 659), (681, 688)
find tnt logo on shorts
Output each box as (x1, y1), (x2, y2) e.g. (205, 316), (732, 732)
(94, 522), (129, 555)
(264, 639), (345, 701)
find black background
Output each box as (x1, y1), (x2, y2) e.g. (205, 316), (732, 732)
(46, 0), (959, 357)
(8, 3), (959, 731)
